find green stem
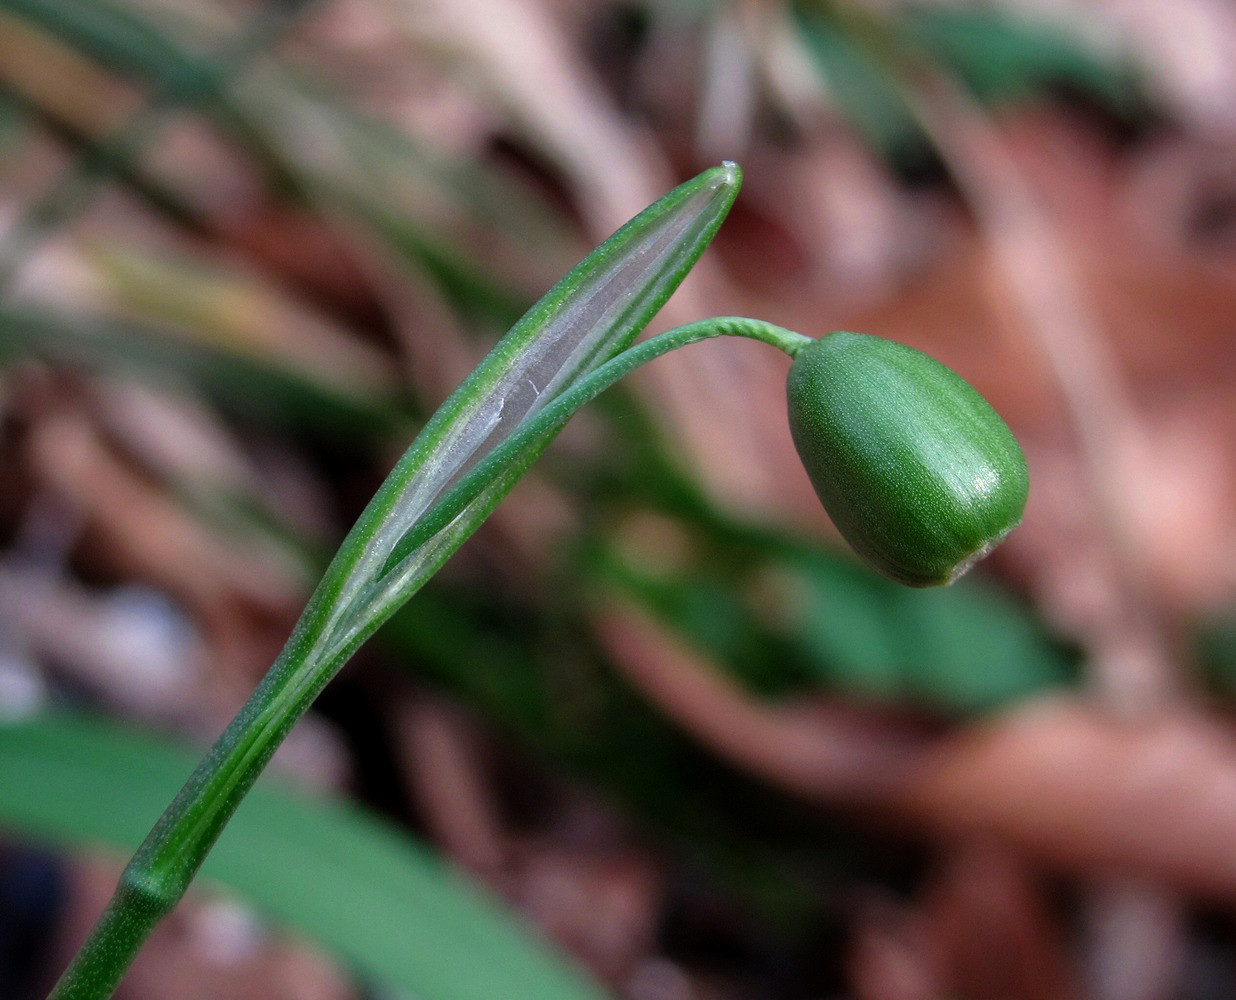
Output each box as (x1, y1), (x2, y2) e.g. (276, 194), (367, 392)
(379, 317), (810, 573)
(46, 316), (810, 1000)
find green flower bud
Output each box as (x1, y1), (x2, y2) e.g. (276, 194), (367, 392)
(786, 332), (1028, 587)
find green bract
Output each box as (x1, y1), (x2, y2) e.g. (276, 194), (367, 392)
(786, 331), (1029, 587)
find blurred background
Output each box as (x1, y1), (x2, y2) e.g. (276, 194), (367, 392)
(1, 0), (1235, 997)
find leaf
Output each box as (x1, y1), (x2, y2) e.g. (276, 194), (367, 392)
(1195, 608), (1236, 700)
(310, 163), (743, 663)
(903, 6), (1140, 112)
(0, 712), (610, 1000)
(581, 498), (1075, 714)
(791, 8), (925, 167)
(0, 0), (202, 92)
(790, 3), (1141, 169)
(907, 698), (1236, 896)
(778, 549), (1077, 713)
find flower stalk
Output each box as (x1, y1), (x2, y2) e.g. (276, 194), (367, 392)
(47, 162), (1027, 999)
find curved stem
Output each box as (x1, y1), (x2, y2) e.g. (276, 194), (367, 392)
(46, 315), (809, 1000)
(377, 317), (812, 572)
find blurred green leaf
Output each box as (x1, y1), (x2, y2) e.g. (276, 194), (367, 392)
(0, 0), (283, 177)
(0, 89), (28, 151)
(0, 712), (610, 1000)
(592, 535), (1074, 714)
(781, 549), (1076, 712)
(791, 2), (1141, 168)
(903, 6), (1139, 111)
(0, 0), (206, 90)
(587, 546), (801, 698)
(1195, 608), (1236, 699)
(791, 8), (924, 166)
(1, 0), (555, 232)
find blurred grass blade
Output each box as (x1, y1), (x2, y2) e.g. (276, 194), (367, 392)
(0, 0), (564, 321)
(789, 2), (1139, 168)
(790, 7), (921, 165)
(339, 193), (531, 327)
(0, 0), (320, 290)
(0, 0), (296, 156)
(901, 5), (1139, 111)
(0, 712), (610, 1000)
(0, 0), (198, 86)
(0, 304), (406, 438)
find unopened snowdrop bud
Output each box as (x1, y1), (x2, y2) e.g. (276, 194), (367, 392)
(786, 332), (1028, 586)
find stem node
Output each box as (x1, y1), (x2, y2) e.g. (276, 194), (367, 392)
(117, 864), (182, 923)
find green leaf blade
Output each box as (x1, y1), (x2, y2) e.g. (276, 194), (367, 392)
(317, 164), (743, 656)
(0, 712), (610, 1000)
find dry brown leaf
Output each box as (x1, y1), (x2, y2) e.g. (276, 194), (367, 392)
(904, 698), (1236, 900)
(599, 603), (1236, 901)
(395, 696), (509, 876)
(923, 843), (1080, 1000)
(848, 895), (938, 1000)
